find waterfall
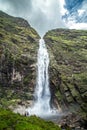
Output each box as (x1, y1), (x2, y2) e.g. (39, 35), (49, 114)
(26, 38), (58, 117)
(34, 38), (51, 113)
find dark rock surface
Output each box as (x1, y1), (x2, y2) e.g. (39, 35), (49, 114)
(0, 11), (87, 129)
(44, 29), (87, 127)
(0, 11), (40, 107)
(58, 112), (87, 129)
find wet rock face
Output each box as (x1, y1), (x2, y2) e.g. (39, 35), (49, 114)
(44, 29), (87, 113)
(0, 11), (40, 106)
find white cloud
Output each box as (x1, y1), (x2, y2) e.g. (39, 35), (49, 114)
(0, 0), (87, 35)
(58, 0), (67, 15)
(30, 0), (66, 36)
(62, 0), (87, 30)
(67, 20), (87, 30)
(78, 9), (85, 16)
(0, 0), (66, 36)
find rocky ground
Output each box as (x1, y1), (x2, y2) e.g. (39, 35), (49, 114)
(57, 112), (87, 129)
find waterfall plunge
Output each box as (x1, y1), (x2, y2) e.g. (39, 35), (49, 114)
(26, 38), (58, 117)
(34, 38), (51, 113)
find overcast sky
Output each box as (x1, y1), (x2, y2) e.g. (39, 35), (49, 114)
(0, 0), (87, 36)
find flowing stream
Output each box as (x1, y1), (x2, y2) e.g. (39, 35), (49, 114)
(26, 38), (59, 118)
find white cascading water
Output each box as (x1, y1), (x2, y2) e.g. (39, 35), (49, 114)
(26, 38), (58, 117)
(34, 38), (51, 113)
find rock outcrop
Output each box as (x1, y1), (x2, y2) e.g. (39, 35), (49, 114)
(44, 29), (87, 120)
(0, 11), (40, 107)
(0, 11), (87, 127)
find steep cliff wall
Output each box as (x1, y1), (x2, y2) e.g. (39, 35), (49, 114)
(44, 29), (87, 114)
(0, 11), (40, 107)
(0, 11), (87, 121)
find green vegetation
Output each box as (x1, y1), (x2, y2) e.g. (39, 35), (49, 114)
(0, 11), (40, 108)
(0, 11), (87, 129)
(0, 108), (61, 130)
(44, 28), (87, 119)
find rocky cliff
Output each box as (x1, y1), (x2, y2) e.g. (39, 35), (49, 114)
(0, 11), (87, 129)
(0, 11), (87, 123)
(0, 11), (40, 107)
(44, 29), (87, 117)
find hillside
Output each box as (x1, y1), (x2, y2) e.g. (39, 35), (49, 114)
(44, 28), (87, 121)
(0, 11), (87, 129)
(0, 108), (61, 130)
(0, 11), (40, 108)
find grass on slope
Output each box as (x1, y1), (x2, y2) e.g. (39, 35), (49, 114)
(0, 108), (61, 130)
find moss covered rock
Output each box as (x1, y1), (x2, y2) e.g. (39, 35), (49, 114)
(44, 29), (87, 117)
(0, 11), (40, 107)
